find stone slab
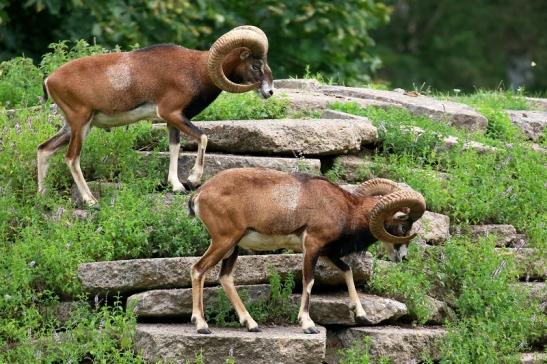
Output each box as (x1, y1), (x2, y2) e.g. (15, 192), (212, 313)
(321, 85), (488, 131)
(496, 248), (546, 280)
(412, 211), (451, 245)
(135, 323), (326, 364)
(290, 292), (408, 326)
(128, 285), (271, 318)
(520, 352), (547, 364)
(79, 253), (374, 295)
(326, 325), (446, 364)
(153, 118), (378, 156)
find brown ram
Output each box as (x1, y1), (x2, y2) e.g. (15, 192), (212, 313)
(38, 26), (273, 205)
(188, 168), (426, 334)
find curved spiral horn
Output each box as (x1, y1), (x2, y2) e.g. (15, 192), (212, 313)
(358, 178), (400, 196)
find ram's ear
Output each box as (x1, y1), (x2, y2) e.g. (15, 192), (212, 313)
(393, 211), (409, 221)
(240, 49), (251, 60)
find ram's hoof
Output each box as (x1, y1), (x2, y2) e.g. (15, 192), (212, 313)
(197, 327), (212, 335)
(355, 315), (373, 325)
(303, 326), (320, 334)
(248, 326), (261, 332)
(183, 181), (201, 191)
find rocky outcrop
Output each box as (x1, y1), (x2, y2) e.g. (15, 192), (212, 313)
(79, 253), (375, 295)
(135, 323), (326, 364)
(507, 110), (546, 141)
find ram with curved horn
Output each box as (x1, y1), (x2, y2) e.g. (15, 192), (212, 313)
(38, 25), (273, 206)
(188, 168), (426, 334)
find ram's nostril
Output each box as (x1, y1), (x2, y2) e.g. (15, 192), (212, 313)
(268, 90), (273, 96)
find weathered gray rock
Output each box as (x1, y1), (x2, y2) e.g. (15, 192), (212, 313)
(326, 326), (446, 364)
(141, 151), (322, 180)
(321, 109), (367, 120)
(424, 296), (455, 324)
(128, 285), (271, 318)
(79, 253), (374, 295)
(506, 110), (546, 141)
(413, 211), (450, 245)
(321, 85), (488, 131)
(290, 292), (407, 326)
(135, 323), (326, 364)
(156, 118), (377, 156)
(470, 224), (517, 246)
(274, 78), (321, 90)
(520, 352), (547, 364)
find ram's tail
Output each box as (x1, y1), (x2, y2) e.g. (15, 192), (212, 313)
(42, 78), (49, 103)
(188, 194), (197, 217)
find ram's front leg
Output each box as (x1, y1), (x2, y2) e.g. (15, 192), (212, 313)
(166, 125), (185, 192)
(323, 256), (369, 322)
(158, 105), (205, 190)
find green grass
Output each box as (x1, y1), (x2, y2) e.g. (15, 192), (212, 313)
(206, 269), (298, 327)
(194, 92), (289, 121)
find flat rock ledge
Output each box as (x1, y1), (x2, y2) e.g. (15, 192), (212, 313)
(155, 118), (377, 156)
(469, 224), (518, 246)
(135, 323), (326, 364)
(520, 352), (547, 364)
(128, 285), (271, 318)
(140, 152), (322, 180)
(326, 325), (447, 364)
(78, 253), (374, 295)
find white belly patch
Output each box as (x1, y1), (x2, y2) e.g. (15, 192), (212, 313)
(238, 231), (303, 252)
(92, 103), (158, 128)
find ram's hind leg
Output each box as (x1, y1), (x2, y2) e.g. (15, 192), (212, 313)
(37, 124), (71, 195)
(64, 111), (96, 206)
(219, 246), (260, 332)
(191, 238), (237, 334)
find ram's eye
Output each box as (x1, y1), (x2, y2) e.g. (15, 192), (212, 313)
(252, 64), (261, 71)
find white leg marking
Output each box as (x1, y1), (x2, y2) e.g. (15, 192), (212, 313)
(298, 279), (316, 332)
(219, 273), (259, 331)
(188, 134), (207, 184)
(344, 270), (366, 318)
(167, 141), (185, 192)
(67, 122), (96, 205)
(37, 148), (54, 195)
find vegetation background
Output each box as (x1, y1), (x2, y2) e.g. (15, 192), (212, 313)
(1, 0), (546, 92)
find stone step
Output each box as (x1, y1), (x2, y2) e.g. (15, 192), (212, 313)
(78, 253), (376, 295)
(326, 325), (446, 364)
(153, 117), (377, 156)
(319, 84), (488, 132)
(517, 282), (546, 313)
(135, 323), (326, 364)
(128, 285), (271, 319)
(139, 151), (321, 181)
(506, 110), (546, 142)
(525, 97), (547, 112)
(291, 292), (408, 326)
